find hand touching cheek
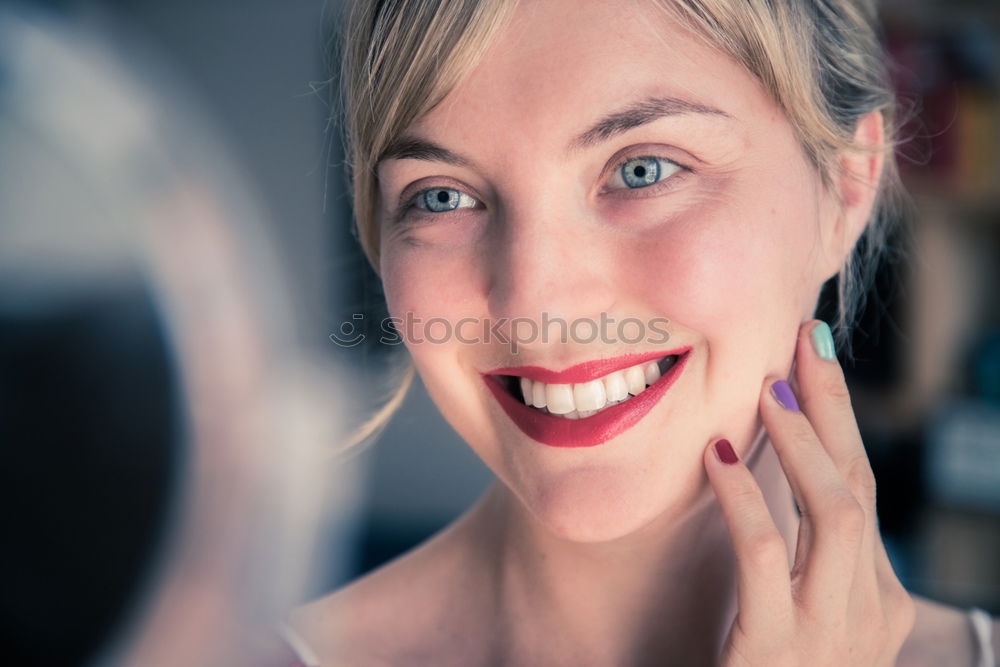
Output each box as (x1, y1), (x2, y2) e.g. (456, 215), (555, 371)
(704, 320), (916, 666)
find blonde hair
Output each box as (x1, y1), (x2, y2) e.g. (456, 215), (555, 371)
(335, 0), (903, 448)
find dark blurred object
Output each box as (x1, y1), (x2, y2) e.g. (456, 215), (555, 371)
(886, 2), (1000, 199)
(0, 288), (179, 666)
(973, 332), (1000, 405)
(841, 0), (1000, 612)
(0, 3), (357, 666)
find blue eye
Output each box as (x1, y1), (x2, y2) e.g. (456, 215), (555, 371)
(417, 187), (479, 213)
(617, 157), (681, 189)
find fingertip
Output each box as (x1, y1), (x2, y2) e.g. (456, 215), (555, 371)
(769, 378), (800, 412)
(759, 374), (794, 410)
(801, 317), (823, 336)
(794, 319), (819, 358)
(713, 438), (739, 465)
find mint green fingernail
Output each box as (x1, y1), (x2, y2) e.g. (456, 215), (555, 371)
(812, 321), (836, 361)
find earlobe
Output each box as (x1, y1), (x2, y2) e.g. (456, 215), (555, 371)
(821, 111), (886, 279)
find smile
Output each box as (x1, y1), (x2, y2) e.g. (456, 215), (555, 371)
(483, 347), (692, 448)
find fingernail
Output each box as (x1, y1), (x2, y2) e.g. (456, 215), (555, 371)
(715, 439), (738, 464)
(770, 379), (799, 412)
(811, 320), (836, 361)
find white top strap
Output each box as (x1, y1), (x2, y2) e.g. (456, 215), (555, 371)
(970, 607), (996, 667)
(276, 621), (322, 667)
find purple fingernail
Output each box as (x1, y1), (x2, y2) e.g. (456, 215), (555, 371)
(771, 380), (799, 412)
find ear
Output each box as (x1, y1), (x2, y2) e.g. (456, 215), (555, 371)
(819, 111), (886, 280)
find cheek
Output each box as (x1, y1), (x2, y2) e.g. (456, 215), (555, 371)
(620, 226), (776, 320)
(381, 244), (494, 429)
(381, 244), (484, 338)
(612, 183), (821, 364)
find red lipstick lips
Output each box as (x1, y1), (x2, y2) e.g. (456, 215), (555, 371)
(483, 347), (692, 448)
(487, 349), (677, 384)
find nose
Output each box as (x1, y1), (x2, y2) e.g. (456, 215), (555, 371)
(484, 197), (617, 352)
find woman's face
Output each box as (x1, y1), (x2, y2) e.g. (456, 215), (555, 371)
(376, 0), (845, 541)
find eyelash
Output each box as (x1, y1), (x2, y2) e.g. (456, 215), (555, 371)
(395, 151), (691, 221)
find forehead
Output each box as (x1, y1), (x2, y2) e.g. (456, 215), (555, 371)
(407, 0), (779, 151)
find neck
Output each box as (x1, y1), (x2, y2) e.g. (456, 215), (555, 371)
(475, 428), (799, 666)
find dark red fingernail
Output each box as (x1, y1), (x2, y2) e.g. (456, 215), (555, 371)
(715, 439), (738, 465)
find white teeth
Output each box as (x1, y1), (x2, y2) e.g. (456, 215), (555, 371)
(520, 377), (533, 406)
(625, 365), (646, 395)
(643, 361), (661, 386)
(531, 381), (547, 408)
(603, 370), (629, 402)
(506, 354), (681, 419)
(573, 379), (607, 412)
(545, 383), (576, 414)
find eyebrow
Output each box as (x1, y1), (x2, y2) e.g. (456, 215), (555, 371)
(571, 96), (732, 149)
(377, 95), (732, 167)
(379, 136), (473, 167)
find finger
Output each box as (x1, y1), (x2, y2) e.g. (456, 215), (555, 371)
(760, 375), (865, 615)
(793, 320), (887, 585)
(704, 437), (794, 636)
(793, 320), (877, 516)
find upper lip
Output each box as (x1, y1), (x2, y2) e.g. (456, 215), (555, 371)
(484, 347), (692, 384)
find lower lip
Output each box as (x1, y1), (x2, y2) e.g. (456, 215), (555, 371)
(483, 349), (692, 448)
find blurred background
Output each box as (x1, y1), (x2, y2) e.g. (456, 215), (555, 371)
(0, 1), (355, 665)
(0, 0), (997, 665)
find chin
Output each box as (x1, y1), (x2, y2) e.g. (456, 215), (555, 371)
(513, 463), (689, 544)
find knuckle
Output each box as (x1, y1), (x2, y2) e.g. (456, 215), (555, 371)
(899, 598), (917, 639)
(829, 494), (867, 538)
(731, 484), (765, 514)
(770, 646), (797, 667)
(865, 610), (892, 645)
(845, 455), (878, 505)
(886, 584), (917, 637)
(820, 371), (853, 406)
(876, 607), (893, 634)
(782, 420), (817, 448)
(743, 530), (787, 568)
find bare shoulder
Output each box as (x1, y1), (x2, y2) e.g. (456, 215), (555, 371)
(896, 593), (998, 667)
(286, 514), (495, 667)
